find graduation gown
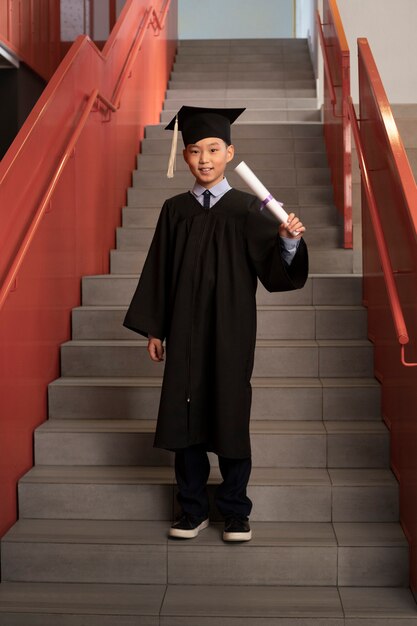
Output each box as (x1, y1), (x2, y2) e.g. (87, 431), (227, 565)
(123, 188), (308, 458)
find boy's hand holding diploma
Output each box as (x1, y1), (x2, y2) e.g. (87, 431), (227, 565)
(234, 161), (306, 239)
(279, 213), (305, 239)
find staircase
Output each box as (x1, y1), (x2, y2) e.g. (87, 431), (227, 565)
(1, 38), (417, 625)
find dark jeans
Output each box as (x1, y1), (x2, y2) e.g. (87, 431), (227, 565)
(174, 442), (252, 521)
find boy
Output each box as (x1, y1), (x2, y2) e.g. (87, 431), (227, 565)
(123, 106), (308, 542)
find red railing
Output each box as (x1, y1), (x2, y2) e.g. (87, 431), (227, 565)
(351, 37), (417, 593)
(316, 0), (352, 248)
(0, 0), (177, 538)
(0, 0), (61, 79)
(347, 95), (416, 365)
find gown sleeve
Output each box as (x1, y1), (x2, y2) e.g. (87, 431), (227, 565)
(245, 201), (309, 293)
(123, 200), (173, 340)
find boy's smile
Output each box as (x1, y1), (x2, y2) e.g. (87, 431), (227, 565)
(183, 137), (235, 189)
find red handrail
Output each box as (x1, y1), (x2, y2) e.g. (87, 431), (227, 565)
(0, 0), (171, 313)
(347, 95), (416, 367)
(0, 89), (102, 310)
(349, 38), (417, 367)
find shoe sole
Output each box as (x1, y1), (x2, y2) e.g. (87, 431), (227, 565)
(223, 529), (252, 542)
(169, 518), (209, 539)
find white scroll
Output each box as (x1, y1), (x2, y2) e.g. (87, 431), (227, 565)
(234, 161), (301, 237)
(234, 161), (290, 224)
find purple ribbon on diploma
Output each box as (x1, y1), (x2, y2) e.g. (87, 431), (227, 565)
(259, 193), (273, 211)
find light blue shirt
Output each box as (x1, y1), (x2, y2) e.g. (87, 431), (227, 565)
(191, 178), (300, 266)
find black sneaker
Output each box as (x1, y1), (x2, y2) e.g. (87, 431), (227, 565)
(223, 516), (252, 542)
(168, 513), (209, 539)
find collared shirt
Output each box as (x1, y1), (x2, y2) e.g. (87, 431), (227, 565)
(191, 178), (300, 266)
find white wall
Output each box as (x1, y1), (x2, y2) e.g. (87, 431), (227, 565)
(296, 0), (323, 105)
(296, 0), (314, 40)
(337, 0), (417, 103)
(178, 0), (294, 40)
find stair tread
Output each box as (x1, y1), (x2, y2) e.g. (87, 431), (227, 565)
(20, 465), (396, 486)
(49, 375), (379, 388)
(85, 271), (359, 279)
(2, 519), (406, 547)
(1, 582), (415, 619)
(36, 418), (386, 435)
(0, 581), (165, 615)
(162, 585), (417, 619)
(73, 304), (365, 312)
(62, 338), (372, 347)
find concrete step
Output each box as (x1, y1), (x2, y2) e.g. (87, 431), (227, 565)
(71, 304), (367, 341)
(145, 117), (324, 133)
(132, 167), (330, 188)
(162, 521), (408, 587)
(137, 151), (329, 170)
(126, 185), (334, 207)
(177, 44), (310, 52)
(109, 247), (353, 274)
(33, 419), (389, 469)
(164, 96), (318, 109)
(122, 204), (339, 228)
(164, 96), (318, 111)
(2, 583), (417, 626)
(140, 136), (326, 154)
(174, 51), (312, 62)
(0, 581), (166, 625)
(176, 44), (311, 52)
(161, 108), (321, 123)
(177, 37), (308, 45)
(1, 520), (408, 587)
(48, 376), (380, 422)
(168, 85), (316, 98)
(177, 37), (308, 44)
(172, 62), (314, 75)
(59, 338), (374, 378)
(170, 69), (315, 80)
(116, 224), (341, 250)
(162, 95), (318, 113)
(168, 82), (316, 95)
(169, 73), (315, 82)
(164, 89), (320, 104)
(82, 274), (363, 306)
(17, 465), (399, 522)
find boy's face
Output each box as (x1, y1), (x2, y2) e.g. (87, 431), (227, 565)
(183, 137), (235, 189)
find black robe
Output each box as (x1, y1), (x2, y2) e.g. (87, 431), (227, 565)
(123, 188), (308, 458)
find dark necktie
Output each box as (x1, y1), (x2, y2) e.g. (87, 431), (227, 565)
(203, 189), (211, 209)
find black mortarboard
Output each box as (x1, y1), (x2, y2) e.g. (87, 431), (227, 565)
(165, 106), (245, 178)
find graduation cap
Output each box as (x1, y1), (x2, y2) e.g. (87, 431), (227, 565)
(165, 105), (245, 178)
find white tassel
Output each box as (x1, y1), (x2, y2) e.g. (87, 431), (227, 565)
(167, 115), (178, 178)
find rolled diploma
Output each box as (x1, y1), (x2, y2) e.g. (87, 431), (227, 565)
(234, 161), (289, 223)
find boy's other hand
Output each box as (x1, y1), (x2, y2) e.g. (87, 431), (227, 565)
(148, 337), (164, 362)
(279, 213), (305, 239)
